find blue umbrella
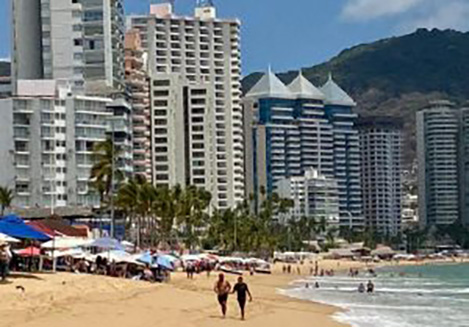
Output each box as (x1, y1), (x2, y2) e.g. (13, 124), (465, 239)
(89, 237), (124, 250)
(137, 252), (154, 266)
(156, 255), (174, 271)
(0, 215), (50, 241)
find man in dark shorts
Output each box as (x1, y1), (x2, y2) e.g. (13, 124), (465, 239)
(214, 273), (231, 318)
(232, 276), (253, 320)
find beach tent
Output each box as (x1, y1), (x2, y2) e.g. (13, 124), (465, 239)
(0, 215), (50, 241)
(0, 232), (20, 243)
(89, 237), (123, 250)
(95, 250), (142, 265)
(41, 237), (92, 250)
(52, 248), (88, 258)
(371, 246), (396, 259)
(15, 246), (41, 257)
(181, 254), (202, 262)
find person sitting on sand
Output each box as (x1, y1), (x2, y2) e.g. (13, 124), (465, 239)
(214, 273), (231, 318)
(231, 276), (253, 320)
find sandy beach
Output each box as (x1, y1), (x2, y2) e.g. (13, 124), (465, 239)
(0, 261), (366, 327)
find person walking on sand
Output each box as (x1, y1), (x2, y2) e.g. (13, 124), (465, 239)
(232, 276), (253, 320)
(0, 242), (11, 282)
(214, 273), (231, 318)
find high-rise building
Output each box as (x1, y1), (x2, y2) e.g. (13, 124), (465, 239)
(357, 116), (403, 235)
(107, 99), (134, 179)
(130, 2), (244, 210)
(11, 0), (125, 95)
(0, 80), (113, 209)
(417, 101), (463, 227)
(275, 168), (339, 225)
(244, 71), (363, 228)
(321, 75), (363, 229)
(125, 30), (152, 181)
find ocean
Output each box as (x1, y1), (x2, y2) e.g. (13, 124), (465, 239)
(282, 263), (469, 327)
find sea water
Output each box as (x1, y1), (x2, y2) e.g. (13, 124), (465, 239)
(283, 264), (469, 327)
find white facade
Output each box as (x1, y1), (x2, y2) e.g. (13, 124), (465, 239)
(0, 80), (112, 209)
(275, 169), (340, 225)
(11, 0), (125, 96)
(131, 2), (244, 209)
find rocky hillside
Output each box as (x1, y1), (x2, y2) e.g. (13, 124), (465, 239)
(243, 28), (469, 167)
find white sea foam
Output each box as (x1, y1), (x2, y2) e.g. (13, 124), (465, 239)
(283, 264), (469, 327)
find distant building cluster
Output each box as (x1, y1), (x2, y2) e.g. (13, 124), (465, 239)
(0, 0), (428, 235)
(417, 101), (469, 227)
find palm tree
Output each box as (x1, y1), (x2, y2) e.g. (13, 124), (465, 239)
(90, 138), (123, 208)
(0, 186), (14, 216)
(177, 186), (212, 251)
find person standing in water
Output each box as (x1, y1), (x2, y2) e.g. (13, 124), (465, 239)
(214, 273), (231, 318)
(367, 280), (375, 293)
(232, 276), (253, 320)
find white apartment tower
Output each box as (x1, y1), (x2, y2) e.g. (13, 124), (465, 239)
(131, 2), (244, 209)
(11, 0), (125, 95)
(0, 80), (112, 209)
(357, 117), (403, 235)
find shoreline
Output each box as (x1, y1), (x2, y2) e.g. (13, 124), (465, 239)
(2, 259), (467, 327)
(0, 261), (354, 327)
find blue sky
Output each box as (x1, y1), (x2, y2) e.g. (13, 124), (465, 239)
(1, 0), (469, 74)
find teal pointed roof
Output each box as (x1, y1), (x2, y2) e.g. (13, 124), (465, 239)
(287, 71), (325, 100)
(246, 67), (293, 99)
(320, 74), (356, 107)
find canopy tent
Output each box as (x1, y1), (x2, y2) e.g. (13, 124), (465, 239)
(180, 254), (202, 262)
(15, 246), (41, 257)
(41, 237), (92, 250)
(0, 232), (20, 243)
(371, 246), (396, 258)
(30, 217), (87, 237)
(51, 248), (88, 258)
(89, 237), (123, 250)
(95, 250), (143, 265)
(0, 215), (50, 241)
(121, 241), (134, 248)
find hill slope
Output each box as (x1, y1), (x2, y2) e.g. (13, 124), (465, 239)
(243, 28), (469, 166)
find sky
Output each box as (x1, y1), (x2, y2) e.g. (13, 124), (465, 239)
(1, 0), (469, 75)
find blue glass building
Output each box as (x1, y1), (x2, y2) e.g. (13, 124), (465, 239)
(243, 71), (364, 228)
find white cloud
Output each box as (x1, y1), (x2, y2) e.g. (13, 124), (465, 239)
(342, 0), (423, 21)
(341, 0), (469, 32)
(402, 1), (469, 32)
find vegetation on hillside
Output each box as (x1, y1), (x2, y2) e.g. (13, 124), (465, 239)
(243, 28), (469, 166)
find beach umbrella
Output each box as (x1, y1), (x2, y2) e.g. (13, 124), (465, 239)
(41, 237), (92, 249)
(0, 215), (50, 241)
(156, 255), (174, 270)
(52, 248), (87, 258)
(89, 237), (124, 250)
(181, 254), (201, 262)
(0, 232), (20, 243)
(137, 252), (155, 266)
(15, 246), (41, 257)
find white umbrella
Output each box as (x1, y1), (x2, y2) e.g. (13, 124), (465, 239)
(0, 232), (20, 243)
(52, 248), (88, 258)
(41, 237), (92, 249)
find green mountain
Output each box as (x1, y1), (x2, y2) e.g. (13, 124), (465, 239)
(243, 28), (469, 167)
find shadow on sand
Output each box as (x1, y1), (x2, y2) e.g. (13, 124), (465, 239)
(8, 273), (44, 281)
